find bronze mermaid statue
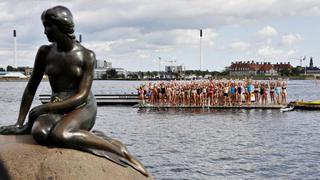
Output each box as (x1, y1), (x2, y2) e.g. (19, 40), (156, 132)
(0, 6), (148, 176)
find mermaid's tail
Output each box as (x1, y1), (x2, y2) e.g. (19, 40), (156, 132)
(84, 146), (128, 167)
(86, 130), (149, 177)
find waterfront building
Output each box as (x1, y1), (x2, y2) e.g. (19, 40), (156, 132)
(2, 72), (27, 78)
(229, 61), (259, 76)
(94, 68), (108, 79)
(306, 57), (320, 75)
(94, 59), (112, 79)
(165, 65), (184, 78)
(0, 71), (6, 76)
(5, 66), (33, 76)
(165, 65), (183, 74)
(95, 60), (112, 69)
(112, 68), (127, 78)
(24, 67), (33, 77)
(229, 61), (291, 76)
(257, 62), (278, 76)
(273, 62), (292, 73)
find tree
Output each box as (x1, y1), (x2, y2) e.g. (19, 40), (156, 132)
(0, 67), (5, 71)
(279, 69), (290, 76)
(290, 67), (302, 76)
(210, 71), (220, 76)
(145, 71), (152, 78)
(219, 67), (230, 76)
(118, 74), (125, 79)
(106, 69), (118, 78)
(6, 65), (17, 71)
(138, 71), (144, 79)
(127, 73), (139, 79)
(17, 67), (25, 72)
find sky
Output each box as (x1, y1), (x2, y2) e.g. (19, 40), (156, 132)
(1, 0), (320, 71)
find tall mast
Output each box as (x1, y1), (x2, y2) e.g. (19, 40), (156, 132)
(13, 29), (17, 68)
(199, 29), (202, 71)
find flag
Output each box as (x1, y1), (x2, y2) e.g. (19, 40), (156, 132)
(13, 30), (16, 37)
(200, 29), (202, 37)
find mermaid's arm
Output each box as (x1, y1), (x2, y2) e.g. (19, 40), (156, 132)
(15, 46), (48, 126)
(37, 50), (95, 114)
(0, 46), (48, 135)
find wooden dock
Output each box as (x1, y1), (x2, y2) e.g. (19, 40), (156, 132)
(39, 94), (286, 109)
(39, 94), (139, 105)
(134, 104), (285, 109)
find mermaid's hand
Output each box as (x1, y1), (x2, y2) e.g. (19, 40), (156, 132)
(29, 105), (48, 121)
(0, 124), (31, 135)
(0, 125), (19, 135)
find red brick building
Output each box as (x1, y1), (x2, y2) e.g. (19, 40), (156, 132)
(229, 61), (292, 76)
(273, 62), (293, 72)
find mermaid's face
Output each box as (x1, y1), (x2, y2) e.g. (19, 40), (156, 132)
(43, 20), (63, 42)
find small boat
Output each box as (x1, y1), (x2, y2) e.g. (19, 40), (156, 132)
(280, 106), (294, 112)
(288, 100), (320, 110)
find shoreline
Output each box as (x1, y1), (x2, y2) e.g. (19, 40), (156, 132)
(0, 77), (318, 82)
(0, 78), (48, 82)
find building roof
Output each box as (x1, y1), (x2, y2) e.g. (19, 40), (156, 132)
(229, 62), (259, 71)
(3, 72), (27, 78)
(230, 61), (292, 70)
(273, 63), (292, 69)
(306, 66), (320, 70)
(259, 64), (273, 71)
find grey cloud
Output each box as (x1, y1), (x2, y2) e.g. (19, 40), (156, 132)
(1, 0), (320, 69)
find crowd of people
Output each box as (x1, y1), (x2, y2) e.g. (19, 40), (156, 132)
(137, 79), (288, 106)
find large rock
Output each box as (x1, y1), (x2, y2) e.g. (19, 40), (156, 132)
(0, 135), (153, 180)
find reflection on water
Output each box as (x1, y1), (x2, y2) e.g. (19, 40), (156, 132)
(133, 107), (320, 179)
(0, 80), (320, 179)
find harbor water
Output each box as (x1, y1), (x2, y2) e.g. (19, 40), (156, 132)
(0, 80), (319, 179)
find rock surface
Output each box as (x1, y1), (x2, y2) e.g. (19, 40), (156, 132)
(0, 135), (153, 180)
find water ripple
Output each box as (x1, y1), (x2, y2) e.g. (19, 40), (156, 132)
(1, 80), (320, 179)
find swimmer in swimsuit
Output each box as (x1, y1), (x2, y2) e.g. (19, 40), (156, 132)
(275, 82), (282, 104)
(281, 81), (287, 105)
(269, 81), (275, 104)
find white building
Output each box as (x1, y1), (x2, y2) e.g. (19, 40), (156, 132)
(94, 59), (112, 79)
(95, 59), (112, 69)
(165, 65), (184, 73)
(94, 69), (107, 79)
(165, 65), (184, 78)
(2, 72), (27, 78)
(113, 68), (127, 77)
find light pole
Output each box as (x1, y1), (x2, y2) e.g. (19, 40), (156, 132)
(79, 34), (82, 43)
(158, 57), (161, 72)
(199, 29), (203, 71)
(13, 29), (17, 68)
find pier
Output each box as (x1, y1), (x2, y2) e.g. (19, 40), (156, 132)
(40, 94), (287, 109)
(39, 94), (139, 105)
(134, 104), (285, 109)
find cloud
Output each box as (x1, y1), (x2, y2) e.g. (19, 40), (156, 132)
(82, 28), (217, 62)
(258, 26), (278, 38)
(257, 46), (283, 57)
(281, 33), (303, 46)
(70, 0), (320, 33)
(287, 49), (296, 56)
(230, 41), (250, 51)
(136, 50), (150, 59)
(145, 29), (217, 47)
(257, 46), (297, 58)
(1, 0), (320, 70)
